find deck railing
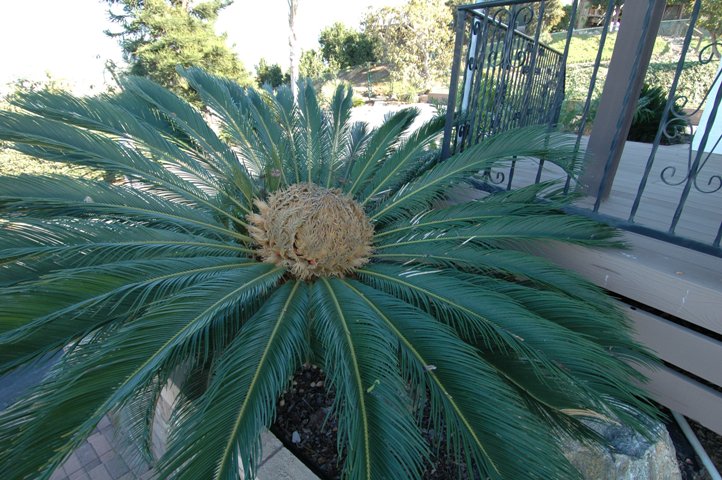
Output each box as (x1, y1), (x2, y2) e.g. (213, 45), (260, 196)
(441, 1), (566, 157)
(443, 0), (722, 258)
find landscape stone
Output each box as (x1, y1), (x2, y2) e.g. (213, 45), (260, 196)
(562, 420), (682, 480)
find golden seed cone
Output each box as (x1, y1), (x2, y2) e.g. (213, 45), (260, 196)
(248, 183), (374, 280)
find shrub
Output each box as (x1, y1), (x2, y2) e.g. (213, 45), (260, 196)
(0, 69), (658, 480)
(628, 83), (686, 144)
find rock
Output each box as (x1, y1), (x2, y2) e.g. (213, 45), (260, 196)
(291, 431), (301, 444)
(563, 420), (682, 480)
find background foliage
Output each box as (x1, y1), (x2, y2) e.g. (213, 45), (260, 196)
(363, 0), (454, 91)
(254, 58), (289, 89)
(104, 0), (252, 99)
(319, 22), (378, 70)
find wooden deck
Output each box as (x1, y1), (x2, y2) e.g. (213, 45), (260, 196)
(504, 138), (722, 248)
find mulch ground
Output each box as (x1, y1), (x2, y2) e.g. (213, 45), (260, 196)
(272, 364), (721, 480)
(270, 364), (479, 479)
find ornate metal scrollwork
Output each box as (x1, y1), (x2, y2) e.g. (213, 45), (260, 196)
(660, 41), (722, 194)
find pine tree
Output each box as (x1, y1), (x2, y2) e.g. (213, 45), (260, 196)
(105, 0), (251, 98)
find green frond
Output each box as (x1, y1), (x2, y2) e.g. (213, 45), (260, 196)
(325, 85), (354, 187)
(369, 127), (578, 224)
(359, 115), (445, 206)
(0, 175), (250, 242)
(313, 279), (428, 480)
(179, 67), (275, 191)
(0, 219), (250, 288)
(358, 264), (657, 431)
(119, 76), (242, 177)
(297, 80), (327, 185)
(374, 191), (564, 241)
(158, 281), (309, 480)
(12, 88), (235, 198)
(374, 245), (618, 315)
(340, 280), (579, 480)
(0, 257), (256, 373)
(0, 264), (282, 479)
(0, 108), (251, 226)
(343, 108), (418, 195)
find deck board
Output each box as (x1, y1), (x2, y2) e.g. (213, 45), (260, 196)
(496, 138), (722, 247)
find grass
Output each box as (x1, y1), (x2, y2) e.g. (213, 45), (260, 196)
(0, 147), (105, 179)
(548, 32), (670, 65)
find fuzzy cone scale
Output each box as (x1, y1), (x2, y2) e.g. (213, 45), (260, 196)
(248, 183), (374, 279)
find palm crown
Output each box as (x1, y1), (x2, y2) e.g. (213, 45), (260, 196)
(0, 69), (657, 480)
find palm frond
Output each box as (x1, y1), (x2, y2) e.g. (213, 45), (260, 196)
(342, 108), (418, 195)
(325, 85), (354, 187)
(158, 281), (309, 480)
(0, 257), (255, 372)
(179, 67), (276, 192)
(373, 245), (619, 314)
(296, 80), (327, 185)
(313, 278), (428, 480)
(359, 115), (445, 206)
(0, 264), (282, 479)
(369, 127), (577, 224)
(0, 175), (250, 241)
(0, 219), (250, 289)
(357, 265), (656, 427)
(12, 89), (236, 198)
(340, 280), (578, 480)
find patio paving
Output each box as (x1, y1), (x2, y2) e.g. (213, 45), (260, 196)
(48, 415), (317, 480)
(50, 415), (153, 480)
(2, 351), (317, 479)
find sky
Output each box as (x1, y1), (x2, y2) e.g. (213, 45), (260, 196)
(0, 0), (404, 96)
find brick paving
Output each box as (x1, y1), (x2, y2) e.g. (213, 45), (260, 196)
(49, 417), (318, 480)
(51, 416), (154, 480)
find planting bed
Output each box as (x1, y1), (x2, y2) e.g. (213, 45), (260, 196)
(272, 365), (722, 480)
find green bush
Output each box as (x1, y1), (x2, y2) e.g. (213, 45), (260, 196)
(549, 33), (668, 65)
(0, 69), (658, 480)
(628, 83), (686, 144)
(559, 58), (714, 133)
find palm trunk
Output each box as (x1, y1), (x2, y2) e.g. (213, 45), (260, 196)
(288, 0), (299, 100)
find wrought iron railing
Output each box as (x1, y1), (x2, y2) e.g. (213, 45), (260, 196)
(443, 0), (722, 257)
(442, 0), (567, 159)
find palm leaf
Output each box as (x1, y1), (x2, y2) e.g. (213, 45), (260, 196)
(158, 281), (309, 480)
(313, 278), (428, 480)
(369, 127), (577, 224)
(359, 114), (445, 206)
(343, 108), (418, 195)
(340, 280), (579, 480)
(0, 265), (282, 479)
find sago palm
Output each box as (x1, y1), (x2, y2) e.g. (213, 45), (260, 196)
(0, 69), (658, 480)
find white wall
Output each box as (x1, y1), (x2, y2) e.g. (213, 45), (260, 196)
(693, 58), (722, 154)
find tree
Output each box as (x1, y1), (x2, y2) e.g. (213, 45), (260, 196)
(698, 0), (722, 58)
(255, 58), (288, 88)
(299, 48), (332, 80)
(364, 0), (454, 91)
(105, 0), (251, 98)
(0, 69), (658, 479)
(319, 22), (378, 69)
(446, 0), (566, 34)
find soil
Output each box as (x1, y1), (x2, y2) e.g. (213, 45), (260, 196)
(271, 364), (478, 479)
(272, 364), (722, 480)
(666, 412), (722, 480)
